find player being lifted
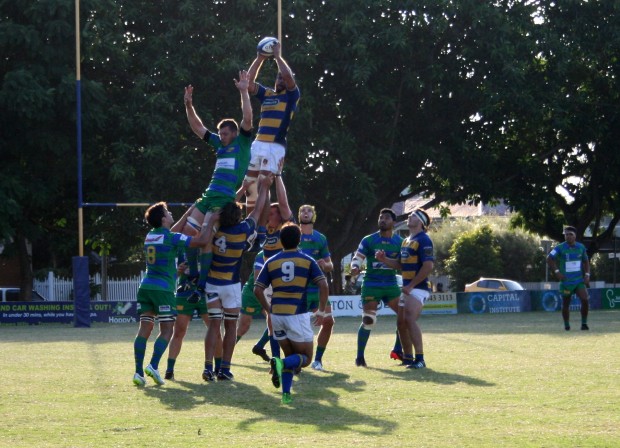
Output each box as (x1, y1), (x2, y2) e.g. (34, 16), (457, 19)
(178, 70), (253, 297)
(243, 40), (300, 217)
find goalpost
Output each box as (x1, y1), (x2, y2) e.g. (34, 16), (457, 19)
(73, 1), (284, 326)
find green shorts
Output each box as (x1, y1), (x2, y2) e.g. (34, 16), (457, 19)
(306, 290), (331, 311)
(195, 191), (232, 214)
(361, 285), (401, 305)
(137, 288), (177, 316)
(241, 288), (264, 316)
(175, 294), (208, 316)
(560, 282), (587, 297)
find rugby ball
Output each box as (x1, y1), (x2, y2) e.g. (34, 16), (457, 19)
(257, 36), (278, 57)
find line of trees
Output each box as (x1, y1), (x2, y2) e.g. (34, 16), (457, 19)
(1, 1), (619, 293)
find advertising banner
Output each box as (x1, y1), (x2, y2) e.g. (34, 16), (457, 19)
(530, 289), (603, 312)
(457, 291), (531, 314)
(0, 301), (138, 325)
(329, 293), (457, 317)
(596, 288), (618, 310)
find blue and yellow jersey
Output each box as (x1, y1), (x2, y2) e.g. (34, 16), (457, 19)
(255, 249), (325, 315)
(140, 228), (191, 292)
(254, 85), (301, 146)
(399, 231), (434, 291)
(207, 217), (257, 285)
(262, 218), (295, 259)
(299, 230), (330, 294)
(548, 241), (588, 286)
(357, 231), (403, 288)
(203, 128), (252, 199)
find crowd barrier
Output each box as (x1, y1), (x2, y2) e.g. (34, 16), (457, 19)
(1, 289), (618, 325)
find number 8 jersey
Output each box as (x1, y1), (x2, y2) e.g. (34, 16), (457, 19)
(140, 228), (192, 292)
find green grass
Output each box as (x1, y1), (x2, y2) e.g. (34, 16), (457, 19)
(1, 311), (619, 447)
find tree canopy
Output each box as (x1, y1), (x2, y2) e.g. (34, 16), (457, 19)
(1, 0), (619, 290)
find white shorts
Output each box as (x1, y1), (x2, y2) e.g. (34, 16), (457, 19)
(205, 282), (242, 309)
(399, 289), (430, 306)
(248, 141), (286, 174)
(270, 313), (314, 343)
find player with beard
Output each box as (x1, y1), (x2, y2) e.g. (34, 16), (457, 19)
(350, 208), (404, 367)
(297, 204), (334, 371)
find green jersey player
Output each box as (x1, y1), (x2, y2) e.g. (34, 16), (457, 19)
(350, 208), (403, 367)
(298, 204), (334, 371)
(546, 226), (591, 331)
(133, 203), (217, 387)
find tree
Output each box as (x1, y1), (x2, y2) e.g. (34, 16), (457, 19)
(445, 225), (503, 291)
(421, 1), (620, 255)
(3, 0), (619, 295)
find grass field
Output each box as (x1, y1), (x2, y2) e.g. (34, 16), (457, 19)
(1, 311), (619, 447)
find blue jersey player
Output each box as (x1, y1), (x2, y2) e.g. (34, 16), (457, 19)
(243, 41), (300, 214)
(254, 224), (328, 404)
(201, 175), (273, 382)
(377, 209), (434, 369)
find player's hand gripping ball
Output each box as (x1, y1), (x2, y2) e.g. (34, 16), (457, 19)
(257, 36), (278, 57)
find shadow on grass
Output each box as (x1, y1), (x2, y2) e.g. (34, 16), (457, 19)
(370, 366), (495, 387)
(139, 370), (396, 436)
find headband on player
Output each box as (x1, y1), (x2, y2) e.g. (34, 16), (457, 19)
(414, 209), (430, 228)
(564, 226), (577, 236)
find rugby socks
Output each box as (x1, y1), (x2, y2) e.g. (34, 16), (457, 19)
(166, 358), (176, 374)
(282, 354), (307, 394)
(415, 353), (425, 363)
(220, 360), (231, 375)
(204, 359), (214, 373)
(256, 328), (269, 348)
(134, 336), (148, 376)
(198, 252), (213, 290)
(270, 335), (281, 359)
(148, 336), (169, 370)
(402, 353), (414, 366)
(186, 247), (199, 278)
(392, 330), (402, 354)
(315, 346), (326, 362)
(357, 325), (371, 358)
(215, 357), (222, 372)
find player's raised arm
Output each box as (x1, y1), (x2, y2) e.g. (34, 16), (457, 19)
(273, 42), (296, 90)
(184, 85), (208, 139)
(247, 52), (268, 94)
(234, 70), (252, 132)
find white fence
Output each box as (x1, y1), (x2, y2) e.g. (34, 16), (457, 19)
(34, 271), (144, 301)
(32, 272), (619, 302)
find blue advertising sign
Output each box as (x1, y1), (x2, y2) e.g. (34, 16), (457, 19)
(457, 291), (531, 314)
(0, 301), (138, 325)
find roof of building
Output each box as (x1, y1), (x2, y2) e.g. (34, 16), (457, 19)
(395, 194), (511, 219)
